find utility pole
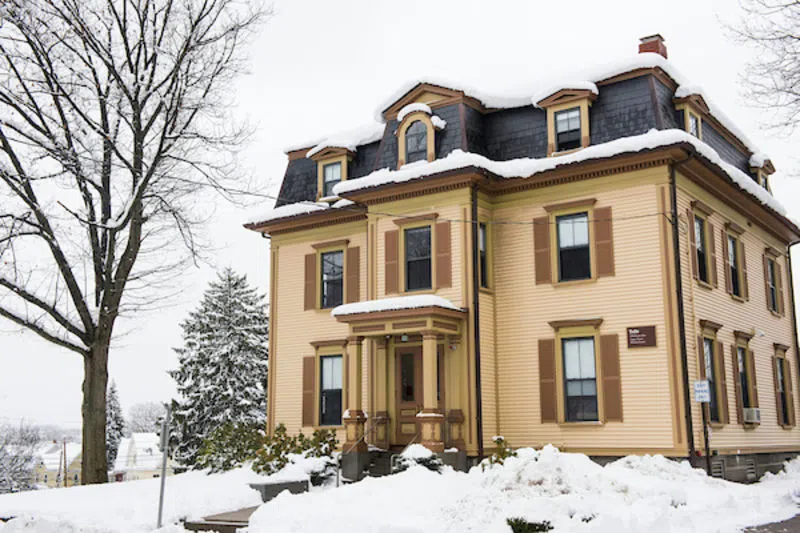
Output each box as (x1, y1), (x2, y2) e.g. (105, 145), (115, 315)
(156, 405), (171, 529)
(63, 441), (68, 487)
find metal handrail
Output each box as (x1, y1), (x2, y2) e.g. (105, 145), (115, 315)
(389, 433), (420, 472)
(336, 416), (379, 487)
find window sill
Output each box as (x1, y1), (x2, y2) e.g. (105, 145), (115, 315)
(558, 420), (604, 428)
(479, 287), (494, 295)
(314, 425), (344, 431)
(554, 277), (597, 288)
(769, 309), (783, 319)
(709, 422), (726, 429)
(401, 288), (436, 296)
(729, 293), (746, 303)
(780, 424), (795, 430)
(550, 147), (583, 157)
(696, 280), (714, 291)
(743, 422), (760, 430)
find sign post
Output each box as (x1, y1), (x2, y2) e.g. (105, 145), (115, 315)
(694, 380), (712, 476)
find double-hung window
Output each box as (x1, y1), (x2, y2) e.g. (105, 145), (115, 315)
(563, 337), (598, 422)
(405, 226), (432, 291)
(555, 108), (581, 152)
(695, 216), (709, 284)
(479, 223), (488, 289)
(737, 345), (752, 409)
(777, 356), (790, 426)
(703, 337), (720, 423)
(319, 355), (343, 426)
(688, 113), (700, 138)
(728, 235), (741, 297)
(557, 212), (591, 281)
(320, 250), (344, 308)
(322, 162), (342, 198)
(767, 258), (779, 313)
(405, 121), (428, 164)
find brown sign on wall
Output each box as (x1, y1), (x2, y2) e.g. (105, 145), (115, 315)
(627, 326), (656, 348)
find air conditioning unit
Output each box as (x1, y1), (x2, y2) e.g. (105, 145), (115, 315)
(743, 408), (761, 424)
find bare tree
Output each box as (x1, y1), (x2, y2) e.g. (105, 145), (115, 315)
(731, 0), (800, 130)
(127, 401), (164, 433)
(0, 0), (267, 483)
(0, 423), (40, 493)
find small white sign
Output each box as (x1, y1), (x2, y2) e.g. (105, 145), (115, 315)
(694, 380), (711, 403)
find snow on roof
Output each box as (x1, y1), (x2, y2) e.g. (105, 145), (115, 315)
(114, 432), (166, 472)
(244, 198), (356, 227)
(331, 295), (462, 317)
(37, 442), (82, 469)
(531, 81), (599, 107)
(285, 122), (385, 157)
(332, 129), (791, 223)
(397, 102), (432, 122)
(749, 152), (770, 169)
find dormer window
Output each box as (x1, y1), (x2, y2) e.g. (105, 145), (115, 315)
(405, 121), (428, 164)
(555, 108), (581, 152)
(322, 162), (341, 197)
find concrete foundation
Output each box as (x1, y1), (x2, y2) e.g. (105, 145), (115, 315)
(341, 451), (371, 481)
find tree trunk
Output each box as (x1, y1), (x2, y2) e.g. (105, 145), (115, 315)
(81, 341), (109, 484)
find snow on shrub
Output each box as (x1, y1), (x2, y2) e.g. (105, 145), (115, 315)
(196, 421), (265, 473)
(252, 424), (339, 486)
(391, 444), (443, 474)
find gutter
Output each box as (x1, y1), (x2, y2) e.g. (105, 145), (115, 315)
(669, 157), (696, 458)
(471, 183), (484, 460)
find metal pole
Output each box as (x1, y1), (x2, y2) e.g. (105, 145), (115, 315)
(701, 405), (711, 475)
(156, 405), (171, 529)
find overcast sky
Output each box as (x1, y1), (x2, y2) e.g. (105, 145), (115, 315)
(1, 0), (798, 429)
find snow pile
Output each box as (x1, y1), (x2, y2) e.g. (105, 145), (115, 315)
(332, 129), (792, 221)
(284, 123), (385, 157)
(331, 295), (462, 317)
(397, 103), (433, 122)
(401, 444), (434, 460)
(265, 454), (331, 483)
(0, 467), (266, 533)
(249, 446), (800, 533)
(531, 81), (599, 107)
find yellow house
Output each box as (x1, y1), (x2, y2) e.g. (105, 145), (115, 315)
(112, 433), (174, 482)
(33, 442), (81, 488)
(246, 35), (800, 482)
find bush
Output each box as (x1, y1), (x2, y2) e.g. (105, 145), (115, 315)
(391, 444), (443, 474)
(482, 436), (518, 471)
(251, 424), (339, 485)
(196, 422), (265, 473)
(506, 518), (553, 533)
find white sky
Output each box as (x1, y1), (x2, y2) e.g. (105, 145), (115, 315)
(1, 0), (799, 429)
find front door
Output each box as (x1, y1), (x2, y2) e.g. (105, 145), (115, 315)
(393, 345), (446, 446)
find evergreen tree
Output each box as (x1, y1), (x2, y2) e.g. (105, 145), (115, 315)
(169, 268), (269, 468)
(105, 381), (125, 469)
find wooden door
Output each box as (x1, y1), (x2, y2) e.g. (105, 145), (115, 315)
(395, 346), (422, 445)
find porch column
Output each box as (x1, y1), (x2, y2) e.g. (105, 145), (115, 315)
(372, 337), (390, 450)
(343, 335), (367, 453)
(419, 330), (445, 453)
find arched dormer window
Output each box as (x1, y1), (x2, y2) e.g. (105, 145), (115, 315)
(405, 121), (427, 164)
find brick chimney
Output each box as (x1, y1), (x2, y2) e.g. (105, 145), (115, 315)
(638, 34), (667, 58)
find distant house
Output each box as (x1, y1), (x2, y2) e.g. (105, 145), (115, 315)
(112, 433), (174, 482)
(33, 442), (82, 488)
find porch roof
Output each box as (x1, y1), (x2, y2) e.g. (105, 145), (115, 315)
(331, 295), (462, 318)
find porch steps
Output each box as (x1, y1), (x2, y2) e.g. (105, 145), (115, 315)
(367, 449), (393, 477)
(183, 506), (258, 533)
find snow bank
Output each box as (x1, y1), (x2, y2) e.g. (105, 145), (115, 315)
(331, 295), (462, 317)
(284, 122), (385, 157)
(332, 129), (791, 221)
(0, 467), (266, 533)
(248, 446), (800, 533)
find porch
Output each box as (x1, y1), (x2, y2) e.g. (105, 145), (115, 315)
(331, 296), (470, 469)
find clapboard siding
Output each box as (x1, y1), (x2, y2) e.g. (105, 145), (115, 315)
(676, 176), (800, 451)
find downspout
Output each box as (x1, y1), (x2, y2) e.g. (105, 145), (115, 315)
(471, 183), (484, 460)
(670, 158), (696, 458)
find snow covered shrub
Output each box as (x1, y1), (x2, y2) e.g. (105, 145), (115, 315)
(506, 518), (553, 533)
(196, 422), (265, 473)
(252, 424), (339, 485)
(392, 444), (443, 474)
(482, 436), (517, 471)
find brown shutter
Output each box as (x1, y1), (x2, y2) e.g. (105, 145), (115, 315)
(786, 360), (796, 426)
(716, 341), (729, 424)
(534, 217), (551, 285)
(763, 254), (772, 312)
(748, 349), (759, 408)
(708, 222), (718, 288)
(385, 230), (399, 294)
(346, 247), (360, 303)
(302, 356), (315, 427)
(776, 261), (785, 316)
(594, 207), (615, 278)
(304, 253), (317, 311)
(435, 221), (452, 289)
(722, 230), (731, 294)
(688, 210), (698, 280)
(773, 356), (785, 426)
(732, 345), (743, 424)
(697, 336), (707, 379)
(740, 241), (749, 300)
(538, 339), (557, 423)
(600, 334), (623, 422)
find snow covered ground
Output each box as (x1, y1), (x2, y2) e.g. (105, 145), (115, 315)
(2, 446), (800, 532)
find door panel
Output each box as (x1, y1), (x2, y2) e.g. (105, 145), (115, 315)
(395, 347), (422, 445)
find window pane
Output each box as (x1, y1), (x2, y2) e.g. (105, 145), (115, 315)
(689, 114), (699, 137)
(556, 108), (580, 133)
(323, 163), (342, 197)
(564, 340), (581, 379)
(405, 226), (432, 291)
(558, 217), (575, 247)
(728, 236), (737, 266)
(321, 251), (344, 308)
(695, 217), (705, 253)
(479, 224), (487, 253)
(401, 353), (415, 402)
(704, 338), (719, 422)
(320, 355), (342, 426)
(558, 214), (589, 249)
(405, 227), (431, 260)
(405, 121), (427, 163)
(579, 339), (596, 379)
